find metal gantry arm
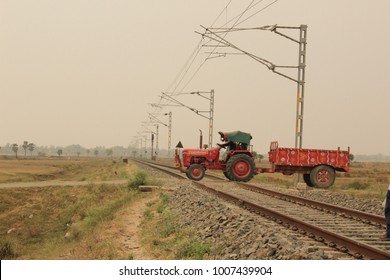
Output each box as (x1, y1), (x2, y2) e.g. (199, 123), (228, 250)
(160, 90), (214, 148)
(160, 92), (209, 119)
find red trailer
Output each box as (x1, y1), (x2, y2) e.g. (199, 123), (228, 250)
(258, 141), (350, 188)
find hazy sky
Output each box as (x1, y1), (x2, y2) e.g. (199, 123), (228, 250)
(1, 0), (389, 155)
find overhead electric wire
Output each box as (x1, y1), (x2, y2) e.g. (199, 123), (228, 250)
(159, 0), (274, 102)
(178, 0), (257, 92)
(136, 0), (280, 141)
(235, 0), (280, 26)
(165, 0), (234, 95)
(145, 0), (237, 122)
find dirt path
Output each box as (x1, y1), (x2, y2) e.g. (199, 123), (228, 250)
(0, 179), (128, 188)
(116, 198), (151, 259)
(103, 192), (158, 260)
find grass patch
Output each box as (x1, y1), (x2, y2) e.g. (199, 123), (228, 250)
(140, 191), (210, 260)
(0, 184), (141, 259)
(69, 192), (135, 238)
(176, 239), (210, 260)
(0, 239), (17, 259)
(344, 181), (371, 190)
(127, 170), (162, 190)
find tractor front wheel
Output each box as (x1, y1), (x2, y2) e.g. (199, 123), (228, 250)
(226, 154), (256, 182)
(309, 165), (335, 188)
(187, 164), (205, 181)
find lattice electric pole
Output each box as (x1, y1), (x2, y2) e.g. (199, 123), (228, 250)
(164, 112), (172, 156)
(295, 25), (307, 149)
(209, 89), (215, 148)
(155, 124), (159, 159)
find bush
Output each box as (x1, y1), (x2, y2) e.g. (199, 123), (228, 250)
(127, 171), (148, 190)
(346, 181), (370, 190)
(176, 240), (210, 260)
(0, 240), (16, 259)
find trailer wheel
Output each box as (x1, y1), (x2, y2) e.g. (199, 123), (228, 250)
(310, 165), (335, 188)
(303, 174), (315, 187)
(226, 154), (256, 182)
(187, 164), (205, 181)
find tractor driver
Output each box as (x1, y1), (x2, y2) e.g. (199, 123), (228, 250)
(217, 132), (236, 150)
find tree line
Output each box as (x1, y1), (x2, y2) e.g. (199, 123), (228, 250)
(5, 141), (36, 158)
(0, 142), (170, 158)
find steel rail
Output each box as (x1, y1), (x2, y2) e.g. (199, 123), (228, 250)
(238, 182), (386, 227)
(131, 158), (187, 180)
(131, 158), (390, 259)
(132, 158), (226, 181)
(134, 159), (385, 227)
(134, 159), (385, 226)
(192, 181), (390, 260)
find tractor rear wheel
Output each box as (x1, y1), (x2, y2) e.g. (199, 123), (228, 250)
(226, 154), (256, 182)
(187, 164), (205, 181)
(223, 171), (232, 180)
(309, 165), (335, 188)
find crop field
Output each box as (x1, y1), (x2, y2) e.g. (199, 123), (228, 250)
(0, 157), (131, 183)
(0, 156), (389, 260)
(0, 157), (157, 259)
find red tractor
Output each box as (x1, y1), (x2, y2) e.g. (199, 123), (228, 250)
(175, 130), (350, 188)
(175, 131), (256, 182)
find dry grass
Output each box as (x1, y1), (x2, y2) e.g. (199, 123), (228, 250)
(0, 157), (133, 183)
(0, 182), (143, 259)
(0, 157), (150, 259)
(139, 192), (210, 260)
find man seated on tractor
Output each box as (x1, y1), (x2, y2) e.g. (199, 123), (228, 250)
(217, 131), (249, 151)
(217, 131), (236, 148)
(217, 132), (238, 161)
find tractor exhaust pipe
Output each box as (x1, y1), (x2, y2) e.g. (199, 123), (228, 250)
(199, 129), (203, 149)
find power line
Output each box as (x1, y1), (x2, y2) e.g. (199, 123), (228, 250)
(178, 0), (257, 92)
(136, 1), (280, 147)
(236, 0), (280, 26)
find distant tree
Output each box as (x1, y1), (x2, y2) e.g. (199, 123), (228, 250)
(86, 149), (90, 156)
(349, 154), (354, 162)
(94, 149), (99, 157)
(77, 151), (81, 157)
(252, 151), (264, 163)
(28, 143), (35, 156)
(57, 149), (63, 157)
(22, 141), (29, 157)
(258, 154), (264, 163)
(11, 143), (19, 158)
(106, 149), (113, 157)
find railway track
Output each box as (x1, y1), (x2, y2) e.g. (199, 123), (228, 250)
(132, 158), (390, 259)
